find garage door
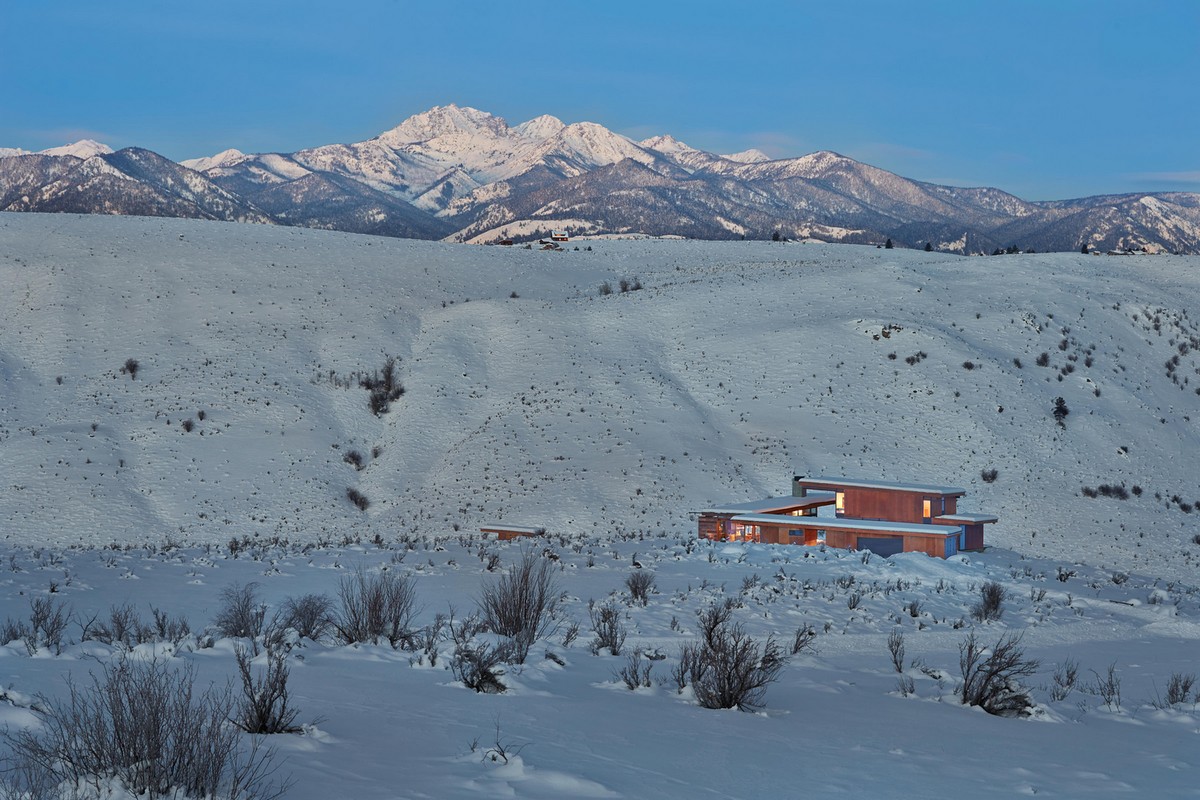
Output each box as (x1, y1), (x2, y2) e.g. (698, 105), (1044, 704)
(856, 536), (904, 557)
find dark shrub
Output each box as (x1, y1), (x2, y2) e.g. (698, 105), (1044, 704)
(346, 488), (370, 511)
(2, 659), (285, 798)
(971, 581), (1006, 622)
(214, 582), (266, 640)
(959, 632), (1039, 717)
(480, 550), (561, 663)
(234, 646), (301, 734)
(334, 567), (418, 648)
(680, 604), (787, 712)
(626, 571), (655, 606)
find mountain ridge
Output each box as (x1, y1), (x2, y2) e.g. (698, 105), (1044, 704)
(3, 104), (1198, 253)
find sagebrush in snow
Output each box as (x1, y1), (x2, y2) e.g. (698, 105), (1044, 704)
(1, 658), (286, 799)
(958, 632), (1039, 717)
(479, 549), (560, 664)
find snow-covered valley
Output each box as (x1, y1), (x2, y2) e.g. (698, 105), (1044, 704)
(0, 213), (1197, 798)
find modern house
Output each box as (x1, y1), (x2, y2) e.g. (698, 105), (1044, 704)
(696, 475), (997, 558)
(479, 523), (545, 541)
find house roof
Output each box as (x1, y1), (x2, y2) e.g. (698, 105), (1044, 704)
(796, 476), (967, 496)
(935, 513), (999, 524)
(729, 513), (963, 536)
(479, 524), (543, 534)
(698, 492), (836, 515)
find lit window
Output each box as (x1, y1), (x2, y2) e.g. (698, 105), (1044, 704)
(922, 499), (932, 521)
(835, 492), (845, 515)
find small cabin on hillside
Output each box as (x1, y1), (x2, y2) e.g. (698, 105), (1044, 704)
(696, 475), (997, 558)
(480, 523), (545, 541)
(550, 230), (569, 242)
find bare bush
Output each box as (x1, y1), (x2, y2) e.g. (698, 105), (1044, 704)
(234, 646), (301, 734)
(625, 570), (655, 606)
(334, 568), (418, 648)
(346, 487), (370, 511)
(479, 549), (561, 663)
(678, 602), (787, 712)
(589, 600), (627, 656)
(416, 613), (448, 667)
(84, 603), (191, 649)
(971, 581), (1006, 622)
(958, 632), (1039, 717)
(1164, 672), (1196, 707)
(615, 650), (653, 690)
(360, 357), (404, 415)
(980, 468), (999, 483)
(449, 611), (511, 693)
(151, 607), (191, 643)
(27, 596), (71, 655)
(281, 593), (333, 641)
(214, 582), (266, 641)
(1050, 657), (1079, 701)
(1088, 662), (1122, 710)
(791, 623), (817, 656)
(121, 357), (140, 379)
(1, 658), (285, 799)
(887, 629), (905, 673)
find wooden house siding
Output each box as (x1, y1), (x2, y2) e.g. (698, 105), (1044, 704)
(839, 488), (961, 524)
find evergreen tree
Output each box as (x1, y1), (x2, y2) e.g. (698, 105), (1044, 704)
(884, 238), (894, 249)
(924, 242), (933, 252)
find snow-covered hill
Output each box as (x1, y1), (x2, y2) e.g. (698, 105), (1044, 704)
(1, 213), (1198, 798)
(2, 213), (1199, 582)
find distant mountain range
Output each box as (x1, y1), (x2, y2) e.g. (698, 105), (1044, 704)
(3, 104), (1199, 253)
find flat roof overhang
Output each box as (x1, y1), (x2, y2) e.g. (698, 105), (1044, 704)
(796, 476), (967, 497)
(480, 524), (543, 534)
(729, 513), (963, 537)
(698, 492), (836, 516)
(935, 513), (999, 524)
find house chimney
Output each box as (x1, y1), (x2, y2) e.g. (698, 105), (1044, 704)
(792, 475), (806, 497)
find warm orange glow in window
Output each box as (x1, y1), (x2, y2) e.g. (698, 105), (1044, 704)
(923, 499), (932, 519)
(836, 492), (845, 513)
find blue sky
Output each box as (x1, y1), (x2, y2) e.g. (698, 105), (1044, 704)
(3, 0), (1197, 200)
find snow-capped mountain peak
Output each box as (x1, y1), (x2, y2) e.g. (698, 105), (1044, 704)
(723, 148), (771, 164)
(180, 148), (246, 172)
(39, 139), (114, 159)
(0, 147), (30, 159)
(640, 134), (699, 156)
(513, 114), (566, 142)
(376, 104), (509, 147)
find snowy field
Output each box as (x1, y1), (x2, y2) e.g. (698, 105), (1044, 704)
(0, 213), (1198, 797)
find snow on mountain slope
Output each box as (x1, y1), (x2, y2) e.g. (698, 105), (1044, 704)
(724, 147), (771, 163)
(38, 139), (114, 159)
(2, 213), (1199, 584)
(1, 214), (1199, 799)
(179, 147), (246, 172)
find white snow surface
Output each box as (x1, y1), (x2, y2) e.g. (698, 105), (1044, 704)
(722, 148), (772, 164)
(180, 148), (247, 172)
(37, 139), (114, 159)
(0, 213), (1199, 798)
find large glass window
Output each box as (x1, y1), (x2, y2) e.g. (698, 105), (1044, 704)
(922, 499), (932, 522)
(835, 492), (845, 516)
